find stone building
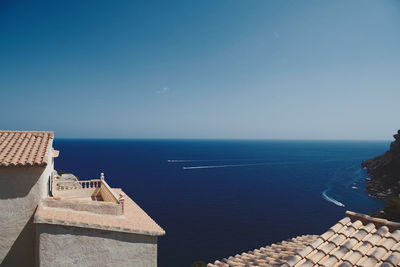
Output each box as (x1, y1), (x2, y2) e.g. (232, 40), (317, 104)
(0, 130), (165, 267)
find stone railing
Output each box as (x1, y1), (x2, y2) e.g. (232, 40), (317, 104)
(52, 173), (124, 212)
(53, 174), (101, 199)
(56, 179), (101, 191)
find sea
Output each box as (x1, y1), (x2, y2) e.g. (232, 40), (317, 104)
(53, 139), (388, 266)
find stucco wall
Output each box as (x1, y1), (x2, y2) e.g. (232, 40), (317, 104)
(0, 161), (53, 266)
(37, 224), (158, 267)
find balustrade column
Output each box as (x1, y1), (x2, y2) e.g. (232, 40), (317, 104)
(119, 194), (125, 214)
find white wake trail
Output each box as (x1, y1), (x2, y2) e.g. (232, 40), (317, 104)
(168, 158), (280, 163)
(322, 190), (345, 207)
(168, 160), (200, 162)
(183, 163), (270, 170)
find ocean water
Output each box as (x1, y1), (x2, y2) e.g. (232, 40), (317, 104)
(53, 139), (387, 266)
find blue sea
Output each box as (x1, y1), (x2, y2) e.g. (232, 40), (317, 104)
(53, 139), (387, 266)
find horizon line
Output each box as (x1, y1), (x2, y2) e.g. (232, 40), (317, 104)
(54, 137), (392, 142)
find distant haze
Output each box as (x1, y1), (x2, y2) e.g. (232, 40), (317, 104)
(1, 0), (399, 140)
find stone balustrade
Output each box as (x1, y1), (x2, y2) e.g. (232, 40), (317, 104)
(52, 173), (123, 212)
(56, 179), (101, 191)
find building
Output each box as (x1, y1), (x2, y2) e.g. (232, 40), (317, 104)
(208, 211), (400, 267)
(0, 130), (165, 267)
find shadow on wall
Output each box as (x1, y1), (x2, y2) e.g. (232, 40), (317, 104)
(0, 167), (44, 199)
(37, 224), (158, 266)
(41, 224), (157, 244)
(1, 214), (36, 267)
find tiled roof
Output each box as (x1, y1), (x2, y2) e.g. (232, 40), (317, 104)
(0, 130), (54, 167)
(283, 211), (400, 267)
(208, 211), (400, 267)
(208, 235), (318, 267)
(34, 189), (165, 236)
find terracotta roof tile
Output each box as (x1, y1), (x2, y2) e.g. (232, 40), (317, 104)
(338, 262), (353, 267)
(0, 130), (54, 167)
(380, 238), (397, 251)
(321, 229), (337, 241)
(331, 222), (345, 232)
(343, 251), (363, 265)
(307, 250), (326, 263)
(332, 246), (351, 261)
(330, 234), (347, 246)
(367, 232), (385, 246)
(320, 242), (337, 254)
(208, 235), (318, 267)
(209, 211), (400, 267)
(376, 226), (390, 237)
(363, 257), (379, 267)
(354, 241), (372, 255)
(338, 217), (351, 225)
(297, 246), (313, 258)
(379, 263), (394, 267)
(322, 256), (340, 266)
(286, 254), (303, 266)
(281, 211), (400, 267)
(384, 251), (400, 265)
(352, 229), (369, 241)
(391, 243), (400, 253)
(388, 231), (400, 243)
(339, 224), (357, 238)
(369, 247), (388, 260)
(297, 259), (314, 267)
(309, 237), (325, 249)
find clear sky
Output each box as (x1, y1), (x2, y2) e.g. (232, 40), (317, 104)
(1, 0), (399, 139)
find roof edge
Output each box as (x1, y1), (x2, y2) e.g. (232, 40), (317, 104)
(0, 130), (54, 136)
(34, 212), (165, 236)
(346, 210), (400, 231)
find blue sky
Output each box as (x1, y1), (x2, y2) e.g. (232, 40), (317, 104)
(1, 0), (399, 139)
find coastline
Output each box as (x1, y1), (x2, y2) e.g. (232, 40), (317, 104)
(362, 130), (400, 221)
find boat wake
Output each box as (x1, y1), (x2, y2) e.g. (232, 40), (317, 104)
(168, 160), (202, 162)
(183, 163), (271, 170)
(168, 158), (277, 163)
(322, 189), (345, 207)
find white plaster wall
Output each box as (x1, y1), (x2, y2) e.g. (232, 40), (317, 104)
(37, 224), (158, 267)
(0, 161), (53, 266)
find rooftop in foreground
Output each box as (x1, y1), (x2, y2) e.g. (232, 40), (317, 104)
(209, 211), (400, 267)
(208, 235), (318, 267)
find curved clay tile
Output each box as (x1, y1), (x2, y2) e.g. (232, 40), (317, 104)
(0, 131), (54, 167)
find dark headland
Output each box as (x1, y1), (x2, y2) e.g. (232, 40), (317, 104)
(362, 129), (400, 222)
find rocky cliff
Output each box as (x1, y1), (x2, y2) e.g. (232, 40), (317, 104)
(362, 130), (400, 198)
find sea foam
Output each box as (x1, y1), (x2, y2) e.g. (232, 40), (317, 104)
(322, 189), (345, 207)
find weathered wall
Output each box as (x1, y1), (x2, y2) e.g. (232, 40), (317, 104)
(0, 161), (53, 266)
(41, 198), (122, 216)
(37, 224), (158, 267)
